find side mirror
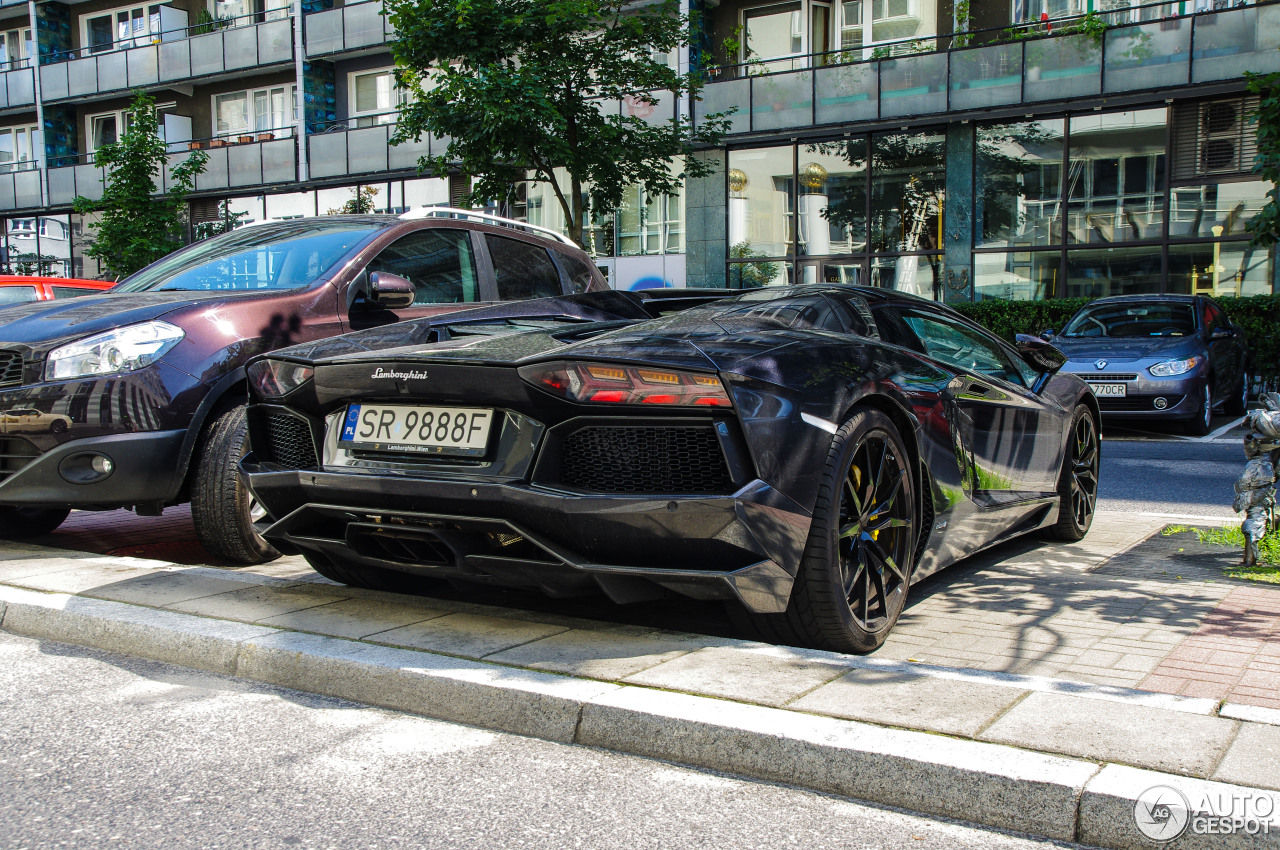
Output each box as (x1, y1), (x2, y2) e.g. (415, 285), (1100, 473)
(1210, 327), (1235, 341)
(1015, 333), (1068, 376)
(1038, 328), (1055, 340)
(368, 271), (415, 310)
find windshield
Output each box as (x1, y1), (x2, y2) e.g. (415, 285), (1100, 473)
(1062, 303), (1197, 338)
(115, 220), (386, 293)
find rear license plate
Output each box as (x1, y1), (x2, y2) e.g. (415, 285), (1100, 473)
(1089, 383), (1127, 398)
(339, 404), (493, 456)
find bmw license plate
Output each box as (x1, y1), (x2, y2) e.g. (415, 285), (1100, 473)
(1089, 383), (1127, 398)
(339, 404), (494, 456)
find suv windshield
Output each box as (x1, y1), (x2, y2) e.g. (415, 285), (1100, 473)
(115, 220), (386, 293)
(1062, 303), (1197, 338)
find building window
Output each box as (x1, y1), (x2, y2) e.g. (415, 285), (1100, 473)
(618, 183), (684, 256)
(214, 0), (290, 25)
(83, 4), (163, 55)
(0, 26), (32, 69)
(0, 126), (38, 173)
(214, 86), (296, 137)
(976, 119), (1065, 250)
(350, 70), (409, 128)
(1067, 108), (1167, 244)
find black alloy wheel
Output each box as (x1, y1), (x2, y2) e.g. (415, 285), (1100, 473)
(740, 407), (918, 654)
(1041, 405), (1099, 541)
(837, 429), (915, 637)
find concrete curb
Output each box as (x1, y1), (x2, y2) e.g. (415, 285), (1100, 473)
(3, 584), (1277, 849)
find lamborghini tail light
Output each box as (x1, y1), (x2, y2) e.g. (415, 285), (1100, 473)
(518, 362), (732, 408)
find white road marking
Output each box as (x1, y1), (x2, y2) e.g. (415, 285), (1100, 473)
(1202, 415), (1245, 442)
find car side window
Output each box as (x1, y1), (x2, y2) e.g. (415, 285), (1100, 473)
(487, 235), (564, 300)
(1204, 301), (1228, 336)
(899, 310), (1027, 386)
(367, 228), (479, 305)
(558, 253), (596, 294)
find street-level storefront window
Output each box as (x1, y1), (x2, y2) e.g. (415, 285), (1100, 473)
(728, 146), (793, 260)
(1064, 246), (1162, 298)
(726, 135), (942, 296)
(870, 130), (944, 254)
(976, 119), (1065, 250)
(1067, 109), (1167, 244)
(797, 139), (867, 257)
(1169, 179), (1273, 240)
(1167, 243), (1275, 298)
(975, 249), (1062, 301)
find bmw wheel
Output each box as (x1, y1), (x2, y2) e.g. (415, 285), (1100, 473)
(753, 407), (917, 654)
(1040, 405), (1099, 542)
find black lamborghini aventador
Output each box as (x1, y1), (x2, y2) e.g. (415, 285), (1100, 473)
(241, 285), (1100, 653)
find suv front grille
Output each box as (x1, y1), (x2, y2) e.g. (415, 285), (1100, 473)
(0, 350), (24, 388)
(559, 424), (734, 494)
(262, 411), (318, 470)
(0, 436), (40, 482)
(1081, 373), (1138, 382)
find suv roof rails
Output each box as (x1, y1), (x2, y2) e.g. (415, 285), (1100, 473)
(399, 206), (577, 247)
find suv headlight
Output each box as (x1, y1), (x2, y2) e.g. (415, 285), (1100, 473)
(45, 321), (185, 381)
(1148, 356), (1202, 378)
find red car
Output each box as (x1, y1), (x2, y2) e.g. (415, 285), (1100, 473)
(0, 276), (116, 307)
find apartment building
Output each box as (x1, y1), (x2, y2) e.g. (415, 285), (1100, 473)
(0, 0), (1275, 299)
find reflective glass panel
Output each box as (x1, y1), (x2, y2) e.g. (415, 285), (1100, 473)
(1067, 109), (1166, 244)
(728, 146), (793, 259)
(870, 130), (944, 254)
(1169, 180), (1273, 240)
(797, 139), (867, 256)
(728, 259), (792, 288)
(974, 250), (1062, 301)
(870, 254), (942, 300)
(976, 119), (1065, 249)
(1063, 246), (1162, 298)
(1167, 242), (1275, 298)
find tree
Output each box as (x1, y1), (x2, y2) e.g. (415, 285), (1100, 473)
(383, 0), (730, 247)
(73, 90), (207, 279)
(1246, 69), (1280, 248)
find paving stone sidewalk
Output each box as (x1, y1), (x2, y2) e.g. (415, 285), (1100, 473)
(2, 507), (1279, 798)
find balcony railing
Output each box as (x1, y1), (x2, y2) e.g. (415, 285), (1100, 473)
(696, 1), (1280, 134)
(307, 119), (433, 179)
(0, 65), (34, 110)
(40, 16), (293, 103)
(47, 133), (299, 206)
(0, 167), (42, 211)
(304, 1), (392, 56)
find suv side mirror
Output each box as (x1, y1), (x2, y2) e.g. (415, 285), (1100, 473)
(368, 271), (415, 310)
(1015, 333), (1068, 376)
(1210, 327), (1236, 341)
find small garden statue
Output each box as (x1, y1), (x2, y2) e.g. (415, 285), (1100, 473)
(1235, 392), (1280, 566)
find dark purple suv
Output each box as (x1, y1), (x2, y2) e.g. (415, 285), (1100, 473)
(0, 211), (606, 561)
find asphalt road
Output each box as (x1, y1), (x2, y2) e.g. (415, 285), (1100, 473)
(0, 632), (1075, 850)
(1097, 416), (1245, 519)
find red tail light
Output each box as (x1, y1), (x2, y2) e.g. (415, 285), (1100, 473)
(518, 362), (732, 408)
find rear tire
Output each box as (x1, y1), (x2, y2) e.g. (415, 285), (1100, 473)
(1040, 405), (1099, 542)
(1183, 385), (1212, 436)
(301, 550), (428, 594)
(190, 405), (280, 565)
(0, 506), (70, 539)
(738, 407), (917, 654)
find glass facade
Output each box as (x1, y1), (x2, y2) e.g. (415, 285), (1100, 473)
(726, 131), (944, 297)
(973, 106), (1276, 300)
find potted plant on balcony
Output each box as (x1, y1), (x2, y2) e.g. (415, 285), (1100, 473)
(187, 140), (205, 150)
(237, 134), (254, 144)
(256, 132), (275, 142)
(209, 138), (229, 148)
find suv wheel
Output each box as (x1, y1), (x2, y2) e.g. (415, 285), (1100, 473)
(1183, 386), (1212, 437)
(190, 405), (280, 564)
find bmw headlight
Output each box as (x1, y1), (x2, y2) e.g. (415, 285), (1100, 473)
(1148, 356), (1202, 378)
(45, 321), (185, 381)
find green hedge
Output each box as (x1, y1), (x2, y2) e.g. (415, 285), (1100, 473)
(952, 294), (1280, 382)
